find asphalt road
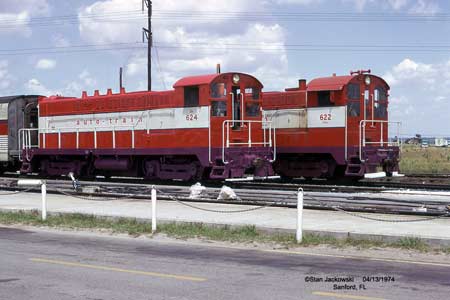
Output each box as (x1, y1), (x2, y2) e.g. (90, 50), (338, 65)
(0, 227), (449, 300)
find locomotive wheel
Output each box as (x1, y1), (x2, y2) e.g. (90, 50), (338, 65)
(39, 159), (49, 177)
(143, 160), (160, 179)
(187, 161), (203, 181)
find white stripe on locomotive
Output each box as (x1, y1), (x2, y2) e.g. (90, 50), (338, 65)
(38, 106), (210, 133)
(263, 106), (346, 129)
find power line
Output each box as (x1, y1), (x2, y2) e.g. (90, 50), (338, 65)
(0, 10), (448, 30)
(1, 41), (450, 56)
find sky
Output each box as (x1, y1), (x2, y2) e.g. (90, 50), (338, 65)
(0, 0), (449, 137)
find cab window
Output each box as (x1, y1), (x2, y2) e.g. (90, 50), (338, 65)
(211, 101), (227, 117)
(245, 87), (260, 100)
(211, 83), (227, 99)
(374, 87), (387, 101)
(318, 91), (332, 106)
(374, 87), (387, 118)
(347, 101), (360, 117)
(245, 103), (260, 117)
(347, 84), (360, 100)
(184, 86), (199, 107)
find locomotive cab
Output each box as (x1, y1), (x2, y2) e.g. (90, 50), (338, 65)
(344, 71), (400, 177)
(204, 73), (275, 178)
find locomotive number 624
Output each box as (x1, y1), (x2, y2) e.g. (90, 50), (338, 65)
(186, 113), (198, 121)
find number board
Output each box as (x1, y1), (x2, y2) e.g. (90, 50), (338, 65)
(307, 106), (346, 128)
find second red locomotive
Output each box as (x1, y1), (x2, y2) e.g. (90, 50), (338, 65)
(262, 70), (401, 179)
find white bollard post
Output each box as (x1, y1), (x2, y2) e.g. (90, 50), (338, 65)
(296, 188), (304, 243)
(17, 179), (46, 221)
(41, 181), (47, 221)
(151, 186), (157, 233)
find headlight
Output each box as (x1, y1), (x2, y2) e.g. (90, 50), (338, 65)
(232, 74), (240, 84)
(365, 76), (371, 85)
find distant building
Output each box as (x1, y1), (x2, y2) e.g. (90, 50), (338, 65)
(434, 138), (449, 147)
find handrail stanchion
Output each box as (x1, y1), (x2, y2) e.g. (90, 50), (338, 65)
(151, 186), (157, 233)
(94, 128), (97, 149)
(76, 128), (79, 149)
(296, 188), (304, 243)
(248, 122), (251, 147)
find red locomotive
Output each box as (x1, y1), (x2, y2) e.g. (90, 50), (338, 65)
(4, 70), (399, 181)
(261, 70), (401, 179)
(18, 72), (276, 180)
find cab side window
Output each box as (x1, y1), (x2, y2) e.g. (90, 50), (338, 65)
(211, 83), (227, 99)
(245, 87), (260, 117)
(318, 91), (332, 106)
(211, 101), (227, 117)
(184, 86), (199, 107)
(374, 87), (387, 118)
(347, 84), (360, 100)
(347, 84), (361, 117)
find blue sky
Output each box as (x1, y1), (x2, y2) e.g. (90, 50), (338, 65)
(0, 0), (449, 137)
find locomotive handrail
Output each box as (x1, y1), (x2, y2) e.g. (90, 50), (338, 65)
(19, 124), (142, 160)
(221, 120), (276, 165)
(359, 120), (402, 162)
(18, 128), (39, 162)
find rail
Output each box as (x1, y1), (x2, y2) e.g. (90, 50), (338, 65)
(221, 120), (276, 164)
(359, 120), (402, 162)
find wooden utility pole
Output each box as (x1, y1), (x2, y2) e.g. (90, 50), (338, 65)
(142, 0), (152, 91)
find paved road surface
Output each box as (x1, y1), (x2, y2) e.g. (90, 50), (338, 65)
(1, 227), (449, 300)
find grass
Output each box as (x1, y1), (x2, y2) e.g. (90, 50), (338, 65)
(400, 145), (450, 174)
(1, 210), (449, 253)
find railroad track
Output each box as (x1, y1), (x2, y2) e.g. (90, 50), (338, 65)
(1, 176), (449, 218)
(2, 170), (450, 192)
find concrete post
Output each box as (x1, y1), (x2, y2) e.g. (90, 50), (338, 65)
(151, 186), (157, 233)
(41, 182), (47, 221)
(296, 188), (304, 243)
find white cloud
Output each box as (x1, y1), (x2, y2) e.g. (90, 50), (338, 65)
(388, 0), (409, 10)
(79, 70), (97, 87)
(342, 0), (439, 13)
(384, 58), (450, 136)
(35, 59), (56, 70)
(0, 0), (49, 16)
(78, 0), (261, 44)
(52, 34), (70, 47)
(383, 58), (449, 89)
(409, 0), (439, 15)
(0, 60), (13, 90)
(24, 69), (99, 97)
(24, 78), (55, 95)
(0, 11), (31, 36)
(274, 0), (322, 4)
(123, 22), (289, 90)
(81, 0), (290, 91)
(0, 0), (50, 36)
